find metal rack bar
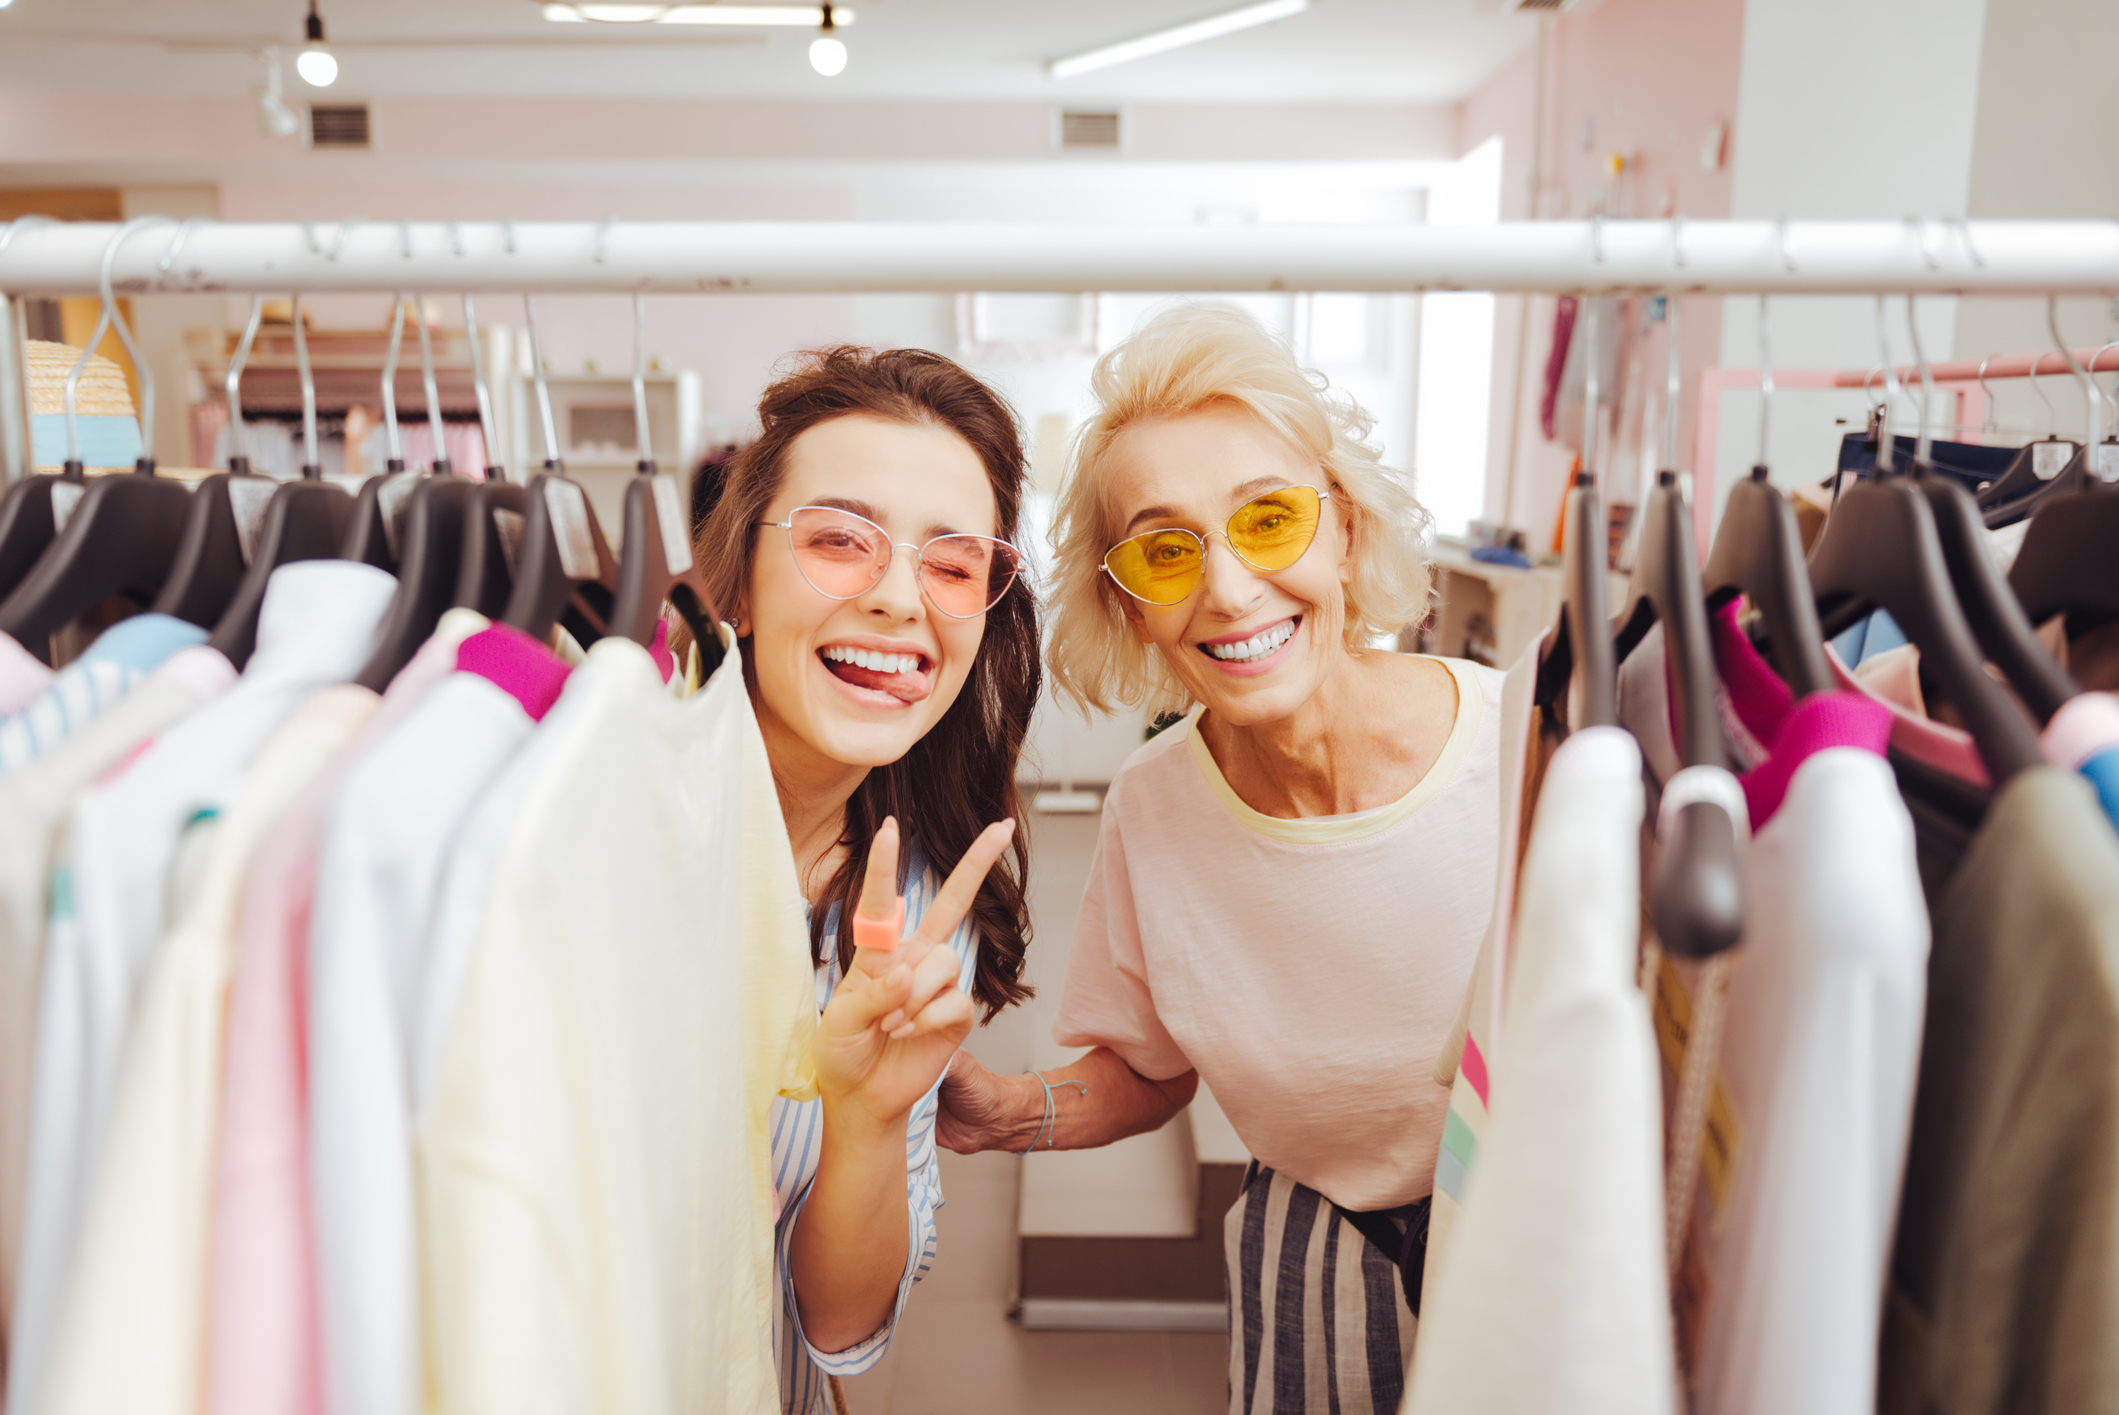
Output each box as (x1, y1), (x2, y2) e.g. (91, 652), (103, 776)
(3, 219), (2119, 296)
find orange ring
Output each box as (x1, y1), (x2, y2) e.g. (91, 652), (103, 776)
(852, 895), (906, 953)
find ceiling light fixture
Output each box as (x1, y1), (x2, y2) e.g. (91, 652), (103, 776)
(808, 3), (846, 75)
(255, 48), (301, 137)
(542, 3), (856, 25)
(1047, 0), (1309, 79)
(297, 0), (338, 85)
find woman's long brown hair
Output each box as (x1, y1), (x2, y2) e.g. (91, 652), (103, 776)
(686, 346), (1038, 1021)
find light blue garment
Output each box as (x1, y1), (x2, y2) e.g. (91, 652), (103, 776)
(2082, 747), (2119, 833)
(1831, 609), (1910, 668)
(28, 413), (143, 470)
(0, 614), (208, 773)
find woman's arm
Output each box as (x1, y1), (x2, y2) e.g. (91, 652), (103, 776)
(937, 1046), (1198, 1154)
(789, 816), (1014, 1353)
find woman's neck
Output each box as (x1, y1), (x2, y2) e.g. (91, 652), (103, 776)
(756, 699), (871, 902)
(1197, 650), (1456, 819)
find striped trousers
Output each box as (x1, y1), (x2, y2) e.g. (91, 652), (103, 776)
(1226, 1163), (1420, 1415)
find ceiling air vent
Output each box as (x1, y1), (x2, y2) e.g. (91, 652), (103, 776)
(1509, 0), (1582, 10)
(1057, 110), (1122, 153)
(307, 103), (372, 150)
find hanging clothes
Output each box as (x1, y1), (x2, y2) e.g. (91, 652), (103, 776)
(207, 609), (491, 1415)
(0, 644), (237, 1359)
(1405, 724), (1676, 1415)
(5, 561), (395, 1415)
(0, 638), (53, 717)
(414, 629), (817, 1415)
(0, 614), (206, 775)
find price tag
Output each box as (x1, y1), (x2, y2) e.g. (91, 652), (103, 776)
(2034, 441), (2072, 480)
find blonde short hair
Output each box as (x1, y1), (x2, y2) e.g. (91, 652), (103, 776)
(1046, 304), (1434, 715)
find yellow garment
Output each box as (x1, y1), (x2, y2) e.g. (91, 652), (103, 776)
(39, 687), (379, 1415)
(418, 627), (816, 1415)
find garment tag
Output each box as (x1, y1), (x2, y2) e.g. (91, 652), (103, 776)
(651, 474), (692, 573)
(543, 478), (598, 580)
(50, 480), (85, 535)
(2034, 440), (2072, 480)
(227, 476), (276, 566)
(494, 507), (526, 576)
(377, 473), (420, 560)
(2097, 443), (2119, 482)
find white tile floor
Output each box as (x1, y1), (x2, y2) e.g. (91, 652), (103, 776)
(839, 808), (1229, 1415)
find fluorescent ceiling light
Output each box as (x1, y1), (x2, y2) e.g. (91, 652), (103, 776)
(1047, 0), (1308, 78)
(543, 4), (854, 24)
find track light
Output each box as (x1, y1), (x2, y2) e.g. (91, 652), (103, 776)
(255, 48), (301, 137)
(1047, 0), (1310, 79)
(297, 0), (338, 86)
(808, 3), (846, 76)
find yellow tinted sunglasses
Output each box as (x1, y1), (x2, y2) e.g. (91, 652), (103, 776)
(1101, 485), (1331, 607)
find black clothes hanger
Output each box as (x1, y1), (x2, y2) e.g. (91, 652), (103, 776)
(499, 297), (618, 646)
(1897, 298), (2079, 726)
(0, 224), (191, 661)
(0, 475), (69, 606)
(340, 294), (415, 571)
(352, 297), (476, 690)
(1702, 300), (1837, 699)
(604, 296), (721, 671)
(451, 294), (529, 618)
(203, 291), (357, 671)
(152, 297), (276, 627)
(1975, 317), (2099, 528)
(1531, 471), (1617, 730)
(2009, 484), (2119, 630)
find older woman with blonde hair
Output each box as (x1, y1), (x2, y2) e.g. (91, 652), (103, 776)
(938, 305), (1506, 1412)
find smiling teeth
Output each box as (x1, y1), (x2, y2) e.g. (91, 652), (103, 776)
(823, 646), (923, 674)
(1206, 620), (1296, 662)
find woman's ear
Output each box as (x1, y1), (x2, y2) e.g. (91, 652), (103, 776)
(1333, 487), (1357, 584)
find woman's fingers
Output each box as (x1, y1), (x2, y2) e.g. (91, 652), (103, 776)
(885, 943), (967, 1038)
(892, 983), (972, 1042)
(907, 819), (1016, 951)
(847, 817), (904, 981)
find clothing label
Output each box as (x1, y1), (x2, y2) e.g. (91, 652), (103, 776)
(51, 479), (85, 535)
(543, 477), (598, 580)
(651, 473), (692, 572)
(494, 507), (526, 576)
(2033, 440), (2073, 480)
(2097, 443), (2119, 482)
(228, 477), (277, 566)
(377, 473), (420, 559)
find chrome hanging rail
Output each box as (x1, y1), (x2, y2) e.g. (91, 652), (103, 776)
(3, 218), (2119, 296)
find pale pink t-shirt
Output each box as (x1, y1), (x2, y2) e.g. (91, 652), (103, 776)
(1052, 656), (1503, 1211)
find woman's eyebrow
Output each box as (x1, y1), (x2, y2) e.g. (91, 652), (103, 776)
(1122, 504), (1179, 534)
(1121, 476), (1296, 535)
(807, 495), (881, 521)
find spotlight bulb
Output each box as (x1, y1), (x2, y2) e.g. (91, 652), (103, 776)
(297, 46), (338, 86)
(808, 34), (847, 75)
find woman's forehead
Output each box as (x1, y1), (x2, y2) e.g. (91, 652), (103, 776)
(1103, 410), (1311, 522)
(778, 415), (999, 535)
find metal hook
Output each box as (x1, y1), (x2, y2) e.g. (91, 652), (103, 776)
(327, 217), (363, 262)
(1912, 216), (1941, 271)
(1756, 294), (1773, 469)
(2026, 351), (2058, 438)
(1951, 215), (1986, 268)
(155, 217), (205, 284)
(413, 297), (447, 473)
(1777, 217), (1796, 272)
(1873, 294), (1901, 474)
(1671, 213), (1687, 270)
(2048, 294), (2102, 454)
(504, 219), (518, 257)
(523, 294), (560, 468)
(630, 292), (654, 469)
(381, 293), (407, 467)
(1590, 208), (1605, 265)
(1663, 294), (1682, 471)
(2089, 339), (2119, 426)
(448, 220), (465, 258)
(595, 216), (616, 267)
(1977, 355), (1998, 438)
(1581, 295), (1602, 488)
(292, 293), (320, 476)
(399, 220), (413, 262)
(304, 222), (322, 257)
(0, 215), (55, 258)
(1905, 295), (1936, 467)
(462, 295), (503, 481)
(226, 295), (266, 469)
(63, 216), (173, 469)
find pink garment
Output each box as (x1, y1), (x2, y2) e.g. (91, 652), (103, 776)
(1710, 604), (1894, 826)
(207, 625), (475, 1415)
(2042, 690), (2119, 771)
(0, 633), (54, 714)
(453, 623), (572, 717)
(647, 619), (675, 685)
(1827, 645), (1990, 787)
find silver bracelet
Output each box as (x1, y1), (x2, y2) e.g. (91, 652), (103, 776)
(1018, 1070), (1089, 1155)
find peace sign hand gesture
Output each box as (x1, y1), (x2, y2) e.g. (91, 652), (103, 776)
(816, 814), (1016, 1134)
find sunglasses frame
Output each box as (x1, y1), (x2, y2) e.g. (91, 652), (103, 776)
(1100, 485), (1333, 607)
(758, 504), (1023, 619)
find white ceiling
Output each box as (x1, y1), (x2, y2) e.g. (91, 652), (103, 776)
(0, 0), (1538, 105)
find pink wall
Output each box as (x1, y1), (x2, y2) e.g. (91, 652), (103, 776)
(1454, 0), (1746, 541)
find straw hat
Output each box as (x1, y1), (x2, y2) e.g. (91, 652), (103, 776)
(25, 340), (136, 419)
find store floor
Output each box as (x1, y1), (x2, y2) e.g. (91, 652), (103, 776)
(840, 1147), (1227, 1415)
(841, 806), (1228, 1414)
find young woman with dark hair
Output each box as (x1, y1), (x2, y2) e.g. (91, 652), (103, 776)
(686, 345), (1039, 1411)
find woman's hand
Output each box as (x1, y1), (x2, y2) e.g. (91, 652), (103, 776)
(815, 815), (1016, 1136)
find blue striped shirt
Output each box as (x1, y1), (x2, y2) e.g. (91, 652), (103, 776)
(772, 841), (977, 1414)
